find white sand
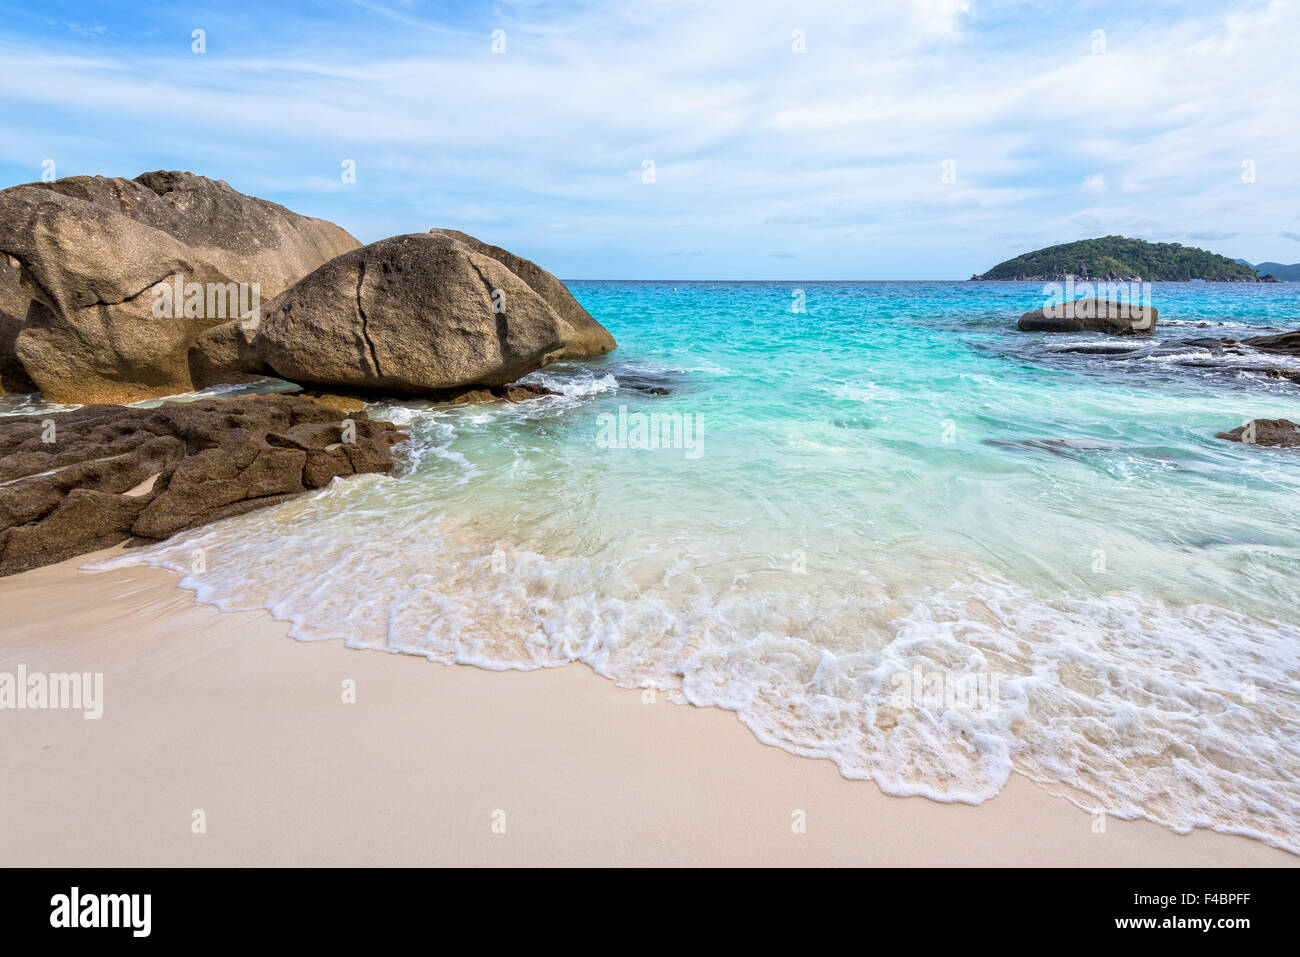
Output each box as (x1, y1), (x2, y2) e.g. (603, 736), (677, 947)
(1, 549), (1293, 866)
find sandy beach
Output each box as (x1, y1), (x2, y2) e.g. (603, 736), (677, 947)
(1, 548), (1292, 868)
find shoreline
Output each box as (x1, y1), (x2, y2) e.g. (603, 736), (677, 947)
(1, 549), (1293, 867)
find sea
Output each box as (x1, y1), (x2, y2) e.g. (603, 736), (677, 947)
(23, 279), (1299, 851)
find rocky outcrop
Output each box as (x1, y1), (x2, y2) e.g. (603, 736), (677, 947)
(1241, 330), (1300, 355)
(1018, 298), (1157, 335)
(0, 174), (612, 401)
(0, 395), (405, 576)
(243, 233), (577, 394)
(0, 172), (359, 403)
(1215, 418), (1300, 448)
(428, 229), (616, 358)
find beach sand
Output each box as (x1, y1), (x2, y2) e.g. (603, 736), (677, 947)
(1, 549), (1293, 867)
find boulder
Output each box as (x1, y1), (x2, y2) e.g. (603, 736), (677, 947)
(1018, 298), (1157, 335)
(0, 172), (359, 403)
(0, 186), (235, 403)
(1, 254), (37, 393)
(0, 394), (406, 576)
(1215, 418), (1300, 448)
(247, 233), (577, 394)
(188, 317), (265, 389)
(428, 229), (615, 358)
(28, 171), (358, 297)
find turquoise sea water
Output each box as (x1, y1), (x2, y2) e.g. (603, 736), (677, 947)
(84, 280), (1299, 851)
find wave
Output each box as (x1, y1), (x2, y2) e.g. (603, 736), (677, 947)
(87, 482), (1300, 854)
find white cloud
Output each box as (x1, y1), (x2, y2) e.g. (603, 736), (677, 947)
(0, 0), (1295, 276)
(1081, 174), (1107, 194)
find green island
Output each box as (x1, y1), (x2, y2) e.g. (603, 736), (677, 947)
(971, 236), (1269, 281)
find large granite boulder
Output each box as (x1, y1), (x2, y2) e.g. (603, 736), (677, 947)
(0, 394), (405, 576)
(245, 233), (578, 394)
(28, 171), (359, 297)
(0, 172), (359, 403)
(428, 228), (615, 358)
(1018, 298), (1157, 335)
(0, 254), (36, 394)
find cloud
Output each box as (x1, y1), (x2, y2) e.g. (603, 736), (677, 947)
(1186, 230), (1238, 241)
(0, 0), (1296, 278)
(1282, 231), (1300, 242)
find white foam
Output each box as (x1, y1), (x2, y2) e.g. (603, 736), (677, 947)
(89, 496), (1300, 854)
(524, 371), (619, 398)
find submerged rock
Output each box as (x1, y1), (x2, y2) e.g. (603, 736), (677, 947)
(1215, 418), (1300, 448)
(0, 172), (358, 403)
(0, 395), (405, 576)
(985, 437), (1131, 458)
(1018, 298), (1157, 335)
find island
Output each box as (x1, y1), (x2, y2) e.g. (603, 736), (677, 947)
(970, 236), (1274, 282)
(1237, 259), (1300, 281)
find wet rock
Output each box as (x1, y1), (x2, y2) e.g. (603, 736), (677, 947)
(446, 383), (557, 405)
(1215, 419), (1300, 448)
(1018, 298), (1157, 335)
(0, 394), (405, 576)
(1242, 330), (1300, 355)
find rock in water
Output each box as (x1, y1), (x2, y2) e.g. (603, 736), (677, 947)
(428, 229), (616, 358)
(1241, 330), (1300, 355)
(246, 233), (578, 394)
(1017, 298), (1157, 335)
(0, 395), (406, 577)
(1215, 418), (1300, 448)
(0, 172), (359, 403)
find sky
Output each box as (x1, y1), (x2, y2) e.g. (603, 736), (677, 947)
(0, 0), (1296, 279)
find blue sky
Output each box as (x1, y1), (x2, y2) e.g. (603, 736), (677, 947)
(0, 0), (1296, 279)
